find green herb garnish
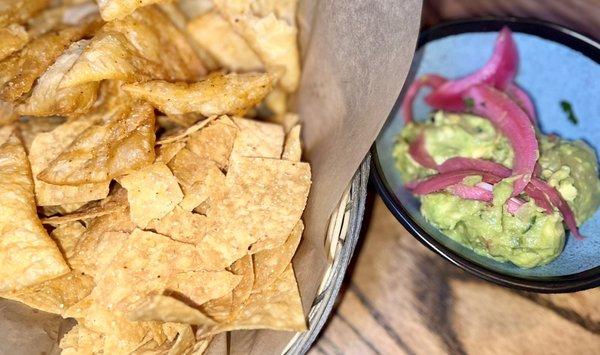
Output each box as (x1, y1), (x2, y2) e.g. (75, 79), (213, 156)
(559, 100), (578, 125)
(464, 97), (475, 110)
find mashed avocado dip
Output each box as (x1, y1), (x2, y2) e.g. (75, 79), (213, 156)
(394, 111), (600, 268)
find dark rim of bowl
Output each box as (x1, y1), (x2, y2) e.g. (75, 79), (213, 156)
(371, 17), (600, 293)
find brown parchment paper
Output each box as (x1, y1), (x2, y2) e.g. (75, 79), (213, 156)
(0, 0), (421, 354)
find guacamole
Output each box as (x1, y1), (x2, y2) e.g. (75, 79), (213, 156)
(394, 111), (600, 268)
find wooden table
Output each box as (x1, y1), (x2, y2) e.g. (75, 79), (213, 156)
(310, 1), (600, 354)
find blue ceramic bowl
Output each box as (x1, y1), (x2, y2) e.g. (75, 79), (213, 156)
(372, 18), (600, 292)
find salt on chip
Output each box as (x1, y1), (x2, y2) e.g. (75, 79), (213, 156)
(97, 0), (165, 21)
(186, 115), (238, 171)
(0, 134), (69, 293)
(18, 39), (99, 117)
(3, 270), (95, 315)
(129, 294), (215, 325)
(50, 220), (86, 263)
(0, 24), (29, 61)
(187, 11), (263, 72)
(29, 118), (110, 206)
(122, 72), (274, 116)
(38, 101), (156, 185)
(120, 162), (184, 229)
(147, 207), (208, 244)
(230, 117), (284, 161)
(0, 0), (50, 28)
(281, 124), (301, 161)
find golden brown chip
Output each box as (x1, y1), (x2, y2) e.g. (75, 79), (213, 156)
(18, 39), (99, 116)
(61, 6), (205, 87)
(41, 189), (128, 225)
(16, 115), (64, 151)
(229, 117), (284, 160)
(155, 140), (186, 164)
(129, 294), (215, 325)
(91, 229), (242, 312)
(157, 115), (216, 144)
(187, 11), (263, 72)
(50, 220), (86, 263)
(215, 0), (300, 92)
(38, 102), (156, 185)
(3, 270), (95, 315)
(281, 124), (301, 161)
(0, 0), (50, 28)
(0, 134), (69, 293)
(0, 24), (29, 61)
(253, 220), (302, 291)
(147, 207), (208, 244)
(164, 113), (203, 128)
(59, 324), (104, 355)
(186, 115), (238, 171)
(29, 118), (110, 206)
(0, 100), (17, 126)
(97, 0), (164, 21)
(120, 162), (183, 229)
(122, 72), (274, 116)
(0, 124), (15, 145)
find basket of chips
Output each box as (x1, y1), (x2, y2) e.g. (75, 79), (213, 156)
(0, 1), (419, 354)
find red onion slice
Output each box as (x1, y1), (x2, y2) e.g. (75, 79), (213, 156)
(402, 74), (447, 123)
(476, 182), (524, 214)
(408, 131), (438, 169)
(506, 82), (537, 123)
(406, 170), (503, 195)
(438, 157), (511, 177)
(530, 178), (583, 239)
(447, 183), (493, 201)
(425, 27), (518, 111)
(468, 84), (538, 196)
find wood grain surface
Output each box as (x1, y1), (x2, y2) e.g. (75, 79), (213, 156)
(310, 1), (600, 354)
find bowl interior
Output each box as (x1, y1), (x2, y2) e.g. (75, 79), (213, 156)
(375, 20), (600, 281)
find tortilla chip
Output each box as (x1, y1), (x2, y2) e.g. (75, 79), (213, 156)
(59, 324), (104, 355)
(123, 72), (274, 116)
(196, 156), (310, 269)
(18, 39), (99, 117)
(134, 323), (197, 355)
(62, 6), (204, 87)
(0, 134), (69, 293)
(263, 87), (287, 116)
(41, 189), (128, 225)
(50, 220), (86, 263)
(164, 113), (203, 128)
(129, 294), (215, 325)
(177, 0), (214, 19)
(0, 124), (15, 145)
(167, 148), (225, 212)
(38, 101), (156, 185)
(188, 11), (263, 72)
(253, 220), (302, 291)
(0, 0), (50, 28)
(229, 117), (284, 161)
(91, 229), (242, 312)
(120, 162), (183, 229)
(29, 118), (110, 206)
(281, 124), (301, 161)
(97, 0), (165, 21)
(4, 270), (95, 315)
(0, 100), (17, 126)
(16, 115), (64, 151)
(156, 140), (186, 164)
(186, 115), (238, 171)
(215, 0), (299, 92)
(158, 116), (216, 145)
(147, 207), (208, 244)
(0, 24), (29, 62)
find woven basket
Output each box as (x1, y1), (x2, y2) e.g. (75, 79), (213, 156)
(282, 154), (370, 354)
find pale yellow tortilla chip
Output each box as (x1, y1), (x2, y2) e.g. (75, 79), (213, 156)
(0, 24), (29, 61)
(229, 117), (284, 160)
(59, 324), (104, 355)
(120, 162), (184, 229)
(3, 270), (95, 315)
(215, 0), (300, 92)
(123, 72), (274, 116)
(186, 115), (238, 171)
(97, 0), (165, 21)
(281, 124), (301, 161)
(187, 11), (263, 72)
(50, 220), (86, 263)
(41, 189), (128, 225)
(29, 118), (110, 206)
(0, 0), (50, 28)
(0, 100), (17, 126)
(147, 207), (208, 244)
(177, 0), (214, 19)
(155, 140), (186, 164)
(18, 39), (99, 117)
(263, 87), (287, 116)
(0, 134), (69, 293)
(16, 115), (65, 152)
(92, 229), (242, 312)
(129, 294), (215, 325)
(38, 102), (156, 185)
(133, 323), (197, 355)
(0, 124), (15, 145)
(157, 115), (216, 145)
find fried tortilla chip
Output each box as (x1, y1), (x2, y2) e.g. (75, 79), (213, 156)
(157, 115), (216, 144)
(59, 324), (104, 355)
(18, 39), (99, 116)
(281, 124), (301, 161)
(188, 11), (263, 72)
(0, 124), (15, 145)
(92, 229), (242, 312)
(147, 207), (208, 244)
(0, 134), (69, 293)
(129, 294), (215, 325)
(229, 117), (284, 160)
(197, 156), (310, 269)
(29, 118), (110, 206)
(263, 87), (287, 116)
(167, 148), (225, 212)
(253, 220), (302, 291)
(215, 0), (300, 92)
(0, 0), (50, 28)
(0, 24), (29, 61)
(186, 115), (238, 171)
(97, 0), (164, 21)
(4, 270), (95, 314)
(61, 6), (205, 87)
(177, 0), (214, 19)
(41, 189), (128, 225)
(134, 323), (197, 355)
(17, 115), (64, 151)
(120, 162), (184, 229)
(50, 220), (86, 263)
(123, 72), (274, 116)
(155, 140), (186, 164)
(39, 102), (156, 185)
(0, 100), (17, 126)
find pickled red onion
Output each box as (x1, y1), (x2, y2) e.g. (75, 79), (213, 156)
(475, 181), (524, 214)
(530, 178), (583, 239)
(506, 82), (537, 123)
(447, 183), (493, 201)
(438, 157), (511, 177)
(406, 170), (503, 195)
(401, 74), (447, 123)
(408, 131), (437, 169)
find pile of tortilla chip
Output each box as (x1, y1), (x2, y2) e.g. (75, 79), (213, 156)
(0, 0), (310, 353)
